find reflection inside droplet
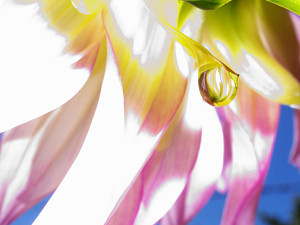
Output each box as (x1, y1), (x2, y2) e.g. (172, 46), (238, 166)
(198, 66), (239, 107)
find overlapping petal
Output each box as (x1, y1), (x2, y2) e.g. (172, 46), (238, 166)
(0, 40), (106, 225)
(106, 72), (203, 225)
(199, 0), (300, 106)
(34, 47), (161, 224)
(0, 0), (95, 132)
(160, 74), (225, 225)
(219, 81), (280, 224)
(102, 0), (193, 135)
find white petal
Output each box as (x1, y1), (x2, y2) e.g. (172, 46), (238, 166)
(34, 43), (159, 225)
(0, 1), (89, 132)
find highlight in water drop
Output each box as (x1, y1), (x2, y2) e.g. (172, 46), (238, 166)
(198, 66), (239, 107)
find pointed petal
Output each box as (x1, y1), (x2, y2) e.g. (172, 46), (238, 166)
(34, 44), (160, 225)
(103, 0), (193, 135)
(161, 73), (224, 225)
(220, 81), (280, 225)
(106, 71), (203, 225)
(290, 109), (300, 169)
(0, 41), (106, 225)
(0, 1), (95, 131)
(200, 0), (300, 106)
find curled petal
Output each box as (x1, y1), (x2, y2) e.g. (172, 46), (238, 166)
(220, 81), (280, 225)
(200, 0), (300, 106)
(0, 41), (106, 225)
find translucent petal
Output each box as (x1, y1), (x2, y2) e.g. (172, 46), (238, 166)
(143, 0), (179, 28)
(161, 73), (224, 224)
(200, 0), (300, 106)
(106, 73), (203, 225)
(0, 41), (106, 225)
(34, 44), (160, 225)
(0, 1), (92, 131)
(219, 81), (280, 225)
(103, 0), (193, 135)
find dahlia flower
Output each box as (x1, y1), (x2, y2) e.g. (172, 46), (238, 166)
(0, 0), (299, 224)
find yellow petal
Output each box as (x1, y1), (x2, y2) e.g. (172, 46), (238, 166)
(103, 0), (193, 134)
(40, 0), (105, 56)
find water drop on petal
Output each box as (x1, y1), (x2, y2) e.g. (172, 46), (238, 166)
(198, 66), (239, 107)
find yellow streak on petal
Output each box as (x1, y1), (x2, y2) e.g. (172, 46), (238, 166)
(103, 4), (173, 124)
(40, 0), (105, 55)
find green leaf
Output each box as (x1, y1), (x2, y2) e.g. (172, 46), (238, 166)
(265, 0), (300, 16)
(181, 0), (232, 10)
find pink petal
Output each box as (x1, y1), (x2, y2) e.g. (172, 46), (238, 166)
(161, 110), (225, 224)
(34, 44), (160, 225)
(0, 42), (106, 225)
(106, 74), (203, 225)
(220, 81), (280, 225)
(290, 109), (300, 169)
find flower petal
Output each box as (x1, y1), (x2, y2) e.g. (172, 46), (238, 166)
(290, 109), (300, 169)
(106, 72), (203, 225)
(161, 74), (224, 225)
(143, 0), (179, 28)
(103, 0), (192, 135)
(219, 81), (280, 225)
(0, 1), (96, 132)
(34, 44), (160, 225)
(0, 41), (106, 225)
(200, 0), (300, 106)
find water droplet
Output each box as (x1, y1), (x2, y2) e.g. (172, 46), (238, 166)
(198, 66), (239, 107)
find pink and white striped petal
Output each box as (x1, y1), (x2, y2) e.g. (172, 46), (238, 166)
(34, 42), (161, 224)
(105, 71), (205, 225)
(220, 81), (280, 225)
(0, 41), (106, 225)
(159, 71), (225, 225)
